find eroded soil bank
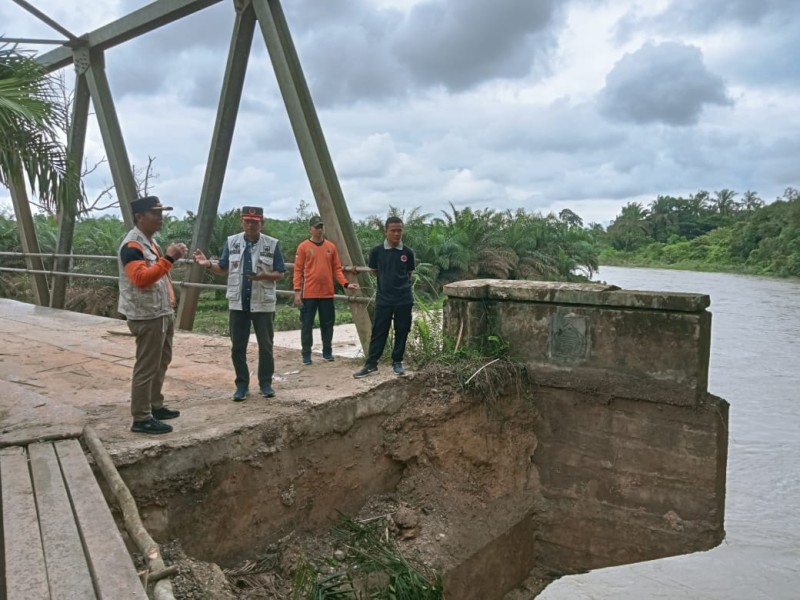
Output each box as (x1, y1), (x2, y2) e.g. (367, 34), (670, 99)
(116, 353), (728, 599)
(116, 362), (550, 599)
(0, 300), (547, 598)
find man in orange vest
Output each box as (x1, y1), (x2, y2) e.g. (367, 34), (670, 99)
(293, 215), (360, 365)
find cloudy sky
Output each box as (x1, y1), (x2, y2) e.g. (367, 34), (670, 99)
(3, 0), (799, 225)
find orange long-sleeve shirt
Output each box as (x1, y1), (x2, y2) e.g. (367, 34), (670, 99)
(293, 238), (348, 299)
(120, 240), (176, 307)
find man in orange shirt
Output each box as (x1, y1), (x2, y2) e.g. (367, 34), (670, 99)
(293, 215), (359, 364)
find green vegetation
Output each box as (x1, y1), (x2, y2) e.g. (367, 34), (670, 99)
(2, 184), (799, 319)
(0, 202), (599, 286)
(293, 515), (442, 600)
(0, 203), (601, 323)
(191, 294), (352, 336)
(0, 45), (75, 212)
(596, 187), (800, 277)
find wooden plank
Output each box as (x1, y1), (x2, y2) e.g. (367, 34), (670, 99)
(54, 440), (147, 599)
(28, 442), (97, 600)
(0, 446), (50, 600)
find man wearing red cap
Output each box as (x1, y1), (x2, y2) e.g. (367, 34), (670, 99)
(118, 196), (188, 434)
(193, 206), (285, 401)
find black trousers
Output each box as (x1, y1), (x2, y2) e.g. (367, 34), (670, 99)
(299, 297), (335, 357)
(230, 310), (274, 388)
(365, 303), (412, 368)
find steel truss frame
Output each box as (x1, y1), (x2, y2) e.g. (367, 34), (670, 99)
(6, 0), (372, 347)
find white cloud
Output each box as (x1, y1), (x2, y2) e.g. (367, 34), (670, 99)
(441, 169), (502, 206)
(599, 41), (731, 126)
(1, 0), (798, 225)
(336, 133), (397, 179)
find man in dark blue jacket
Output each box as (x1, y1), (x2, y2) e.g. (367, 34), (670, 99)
(354, 216), (415, 378)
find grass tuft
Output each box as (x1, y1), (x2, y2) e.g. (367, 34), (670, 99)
(294, 515), (442, 600)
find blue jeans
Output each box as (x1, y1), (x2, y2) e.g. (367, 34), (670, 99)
(230, 310), (274, 388)
(365, 303), (412, 368)
(299, 298), (335, 357)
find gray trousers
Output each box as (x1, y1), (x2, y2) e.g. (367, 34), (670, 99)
(126, 314), (174, 421)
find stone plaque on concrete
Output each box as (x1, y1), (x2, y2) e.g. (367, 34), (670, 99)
(549, 311), (589, 361)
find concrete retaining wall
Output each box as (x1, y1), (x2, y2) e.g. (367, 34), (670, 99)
(444, 280), (711, 406)
(443, 279), (728, 573)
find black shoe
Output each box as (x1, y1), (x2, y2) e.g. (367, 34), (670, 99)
(153, 406), (180, 420)
(322, 351), (334, 362)
(353, 365), (378, 379)
(131, 417), (173, 435)
(302, 355), (313, 365)
(260, 384), (275, 398)
(233, 385), (248, 402)
(392, 362), (406, 376)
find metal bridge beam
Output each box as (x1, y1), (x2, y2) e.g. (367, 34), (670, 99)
(253, 0), (372, 351)
(176, 1), (256, 330)
(37, 0), (224, 72)
(51, 63), (91, 309)
(83, 49), (138, 229)
(8, 169), (50, 306)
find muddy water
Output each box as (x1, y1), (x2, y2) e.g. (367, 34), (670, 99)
(538, 267), (800, 600)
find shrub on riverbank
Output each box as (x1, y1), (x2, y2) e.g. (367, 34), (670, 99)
(598, 188), (800, 278)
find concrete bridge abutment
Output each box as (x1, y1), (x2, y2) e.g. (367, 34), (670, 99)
(443, 280), (728, 581)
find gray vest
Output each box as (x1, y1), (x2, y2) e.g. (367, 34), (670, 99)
(225, 232), (278, 312)
(117, 227), (174, 319)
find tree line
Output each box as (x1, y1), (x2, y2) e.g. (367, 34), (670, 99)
(0, 201), (600, 298)
(596, 187), (800, 277)
(2, 183), (798, 308)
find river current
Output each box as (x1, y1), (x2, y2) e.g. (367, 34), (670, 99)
(538, 266), (800, 600)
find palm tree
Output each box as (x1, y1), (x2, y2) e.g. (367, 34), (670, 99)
(440, 204), (517, 279)
(0, 45), (73, 210)
(687, 190), (710, 217)
(741, 190), (764, 212)
(504, 210), (560, 280)
(607, 202), (650, 251)
(619, 201), (649, 222)
(712, 189), (738, 217)
(414, 222), (471, 287)
(647, 195), (678, 242)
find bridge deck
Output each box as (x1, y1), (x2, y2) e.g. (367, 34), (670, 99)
(1, 439), (146, 599)
(0, 298), (395, 597)
(0, 298), (389, 452)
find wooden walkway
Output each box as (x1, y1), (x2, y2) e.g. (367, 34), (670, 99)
(1, 439), (147, 599)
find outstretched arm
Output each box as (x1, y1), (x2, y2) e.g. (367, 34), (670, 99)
(192, 248), (228, 275)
